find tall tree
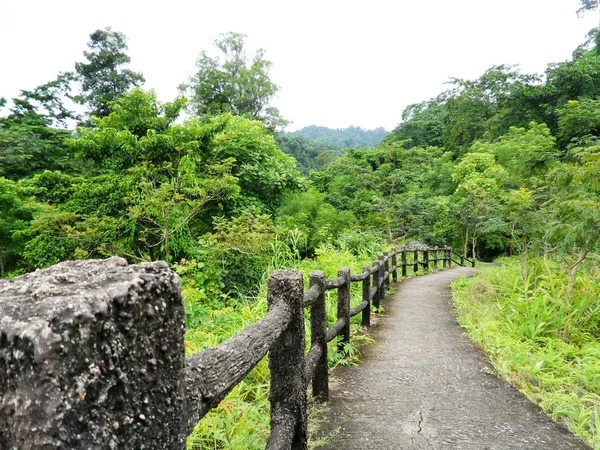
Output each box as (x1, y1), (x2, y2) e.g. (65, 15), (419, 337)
(0, 75), (78, 180)
(75, 28), (145, 119)
(181, 32), (287, 130)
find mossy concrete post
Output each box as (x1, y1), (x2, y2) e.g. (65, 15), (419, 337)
(378, 255), (386, 302)
(0, 257), (187, 450)
(361, 264), (371, 327)
(383, 252), (391, 286)
(372, 261), (381, 310)
(266, 270), (307, 450)
(434, 246), (439, 270)
(413, 249), (419, 273)
(309, 271), (328, 403)
(423, 248), (429, 272)
(401, 246), (407, 277)
(337, 268), (351, 354)
(391, 248), (398, 282)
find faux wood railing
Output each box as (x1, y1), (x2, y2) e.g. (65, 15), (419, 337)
(452, 250), (476, 268)
(188, 245), (466, 448)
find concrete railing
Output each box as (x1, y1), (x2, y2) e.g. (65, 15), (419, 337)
(0, 246), (456, 449)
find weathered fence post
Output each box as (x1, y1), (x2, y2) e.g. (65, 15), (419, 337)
(461, 254), (465, 267)
(401, 246), (407, 278)
(383, 252), (390, 285)
(361, 264), (371, 327)
(267, 270), (307, 450)
(448, 246), (452, 267)
(434, 246), (439, 270)
(372, 260), (381, 310)
(309, 271), (328, 403)
(378, 254), (386, 302)
(0, 258), (188, 450)
(423, 248), (429, 272)
(391, 248), (398, 282)
(337, 268), (351, 355)
(414, 248), (419, 273)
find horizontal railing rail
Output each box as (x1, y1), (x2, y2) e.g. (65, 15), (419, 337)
(452, 250), (476, 268)
(189, 245), (466, 448)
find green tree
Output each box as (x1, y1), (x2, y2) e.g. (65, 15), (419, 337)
(0, 76), (78, 180)
(452, 152), (507, 259)
(181, 32), (286, 129)
(545, 137), (600, 296)
(75, 28), (145, 119)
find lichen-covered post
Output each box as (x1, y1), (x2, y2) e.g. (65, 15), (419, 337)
(413, 249), (419, 273)
(442, 246), (448, 268)
(337, 268), (351, 354)
(423, 248), (429, 272)
(391, 248), (398, 282)
(309, 271), (327, 403)
(448, 247), (453, 267)
(266, 270), (307, 450)
(434, 246), (439, 270)
(372, 261), (381, 310)
(361, 264), (371, 327)
(401, 246), (407, 278)
(0, 258), (187, 450)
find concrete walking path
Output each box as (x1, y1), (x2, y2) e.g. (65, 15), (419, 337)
(318, 267), (590, 449)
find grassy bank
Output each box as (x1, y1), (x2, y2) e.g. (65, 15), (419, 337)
(452, 257), (600, 449)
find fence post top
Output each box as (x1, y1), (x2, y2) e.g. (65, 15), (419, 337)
(269, 269), (303, 279)
(383, 251), (389, 256)
(310, 270), (325, 279)
(338, 267), (350, 277)
(362, 264), (371, 272)
(373, 260), (380, 267)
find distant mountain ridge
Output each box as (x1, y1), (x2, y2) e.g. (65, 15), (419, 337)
(282, 125), (389, 149)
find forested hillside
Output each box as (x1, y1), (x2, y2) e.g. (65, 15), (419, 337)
(1, 13), (600, 449)
(283, 125), (388, 149)
(275, 125), (388, 174)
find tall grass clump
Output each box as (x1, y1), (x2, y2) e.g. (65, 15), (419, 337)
(452, 256), (600, 448)
(183, 233), (385, 449)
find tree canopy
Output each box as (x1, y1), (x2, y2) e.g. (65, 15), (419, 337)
(181, 32), (286, 129)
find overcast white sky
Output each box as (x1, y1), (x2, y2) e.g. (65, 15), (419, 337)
(1, 0), (598, 131)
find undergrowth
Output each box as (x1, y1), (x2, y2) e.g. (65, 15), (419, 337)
(183, 241), (383, 449)
(452, 256), (600, 449)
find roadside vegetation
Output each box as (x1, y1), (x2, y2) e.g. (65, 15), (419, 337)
(453, 258), (600, 448)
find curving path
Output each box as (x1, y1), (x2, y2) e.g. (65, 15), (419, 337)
(318, 267), (590, 449)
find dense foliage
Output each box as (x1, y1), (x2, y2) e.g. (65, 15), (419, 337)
(2, 18), (600, 449)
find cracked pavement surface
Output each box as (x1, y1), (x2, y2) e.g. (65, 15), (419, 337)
(317, 267), (591, 449)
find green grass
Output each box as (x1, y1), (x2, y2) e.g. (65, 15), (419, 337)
(452, 256), (600, 449)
